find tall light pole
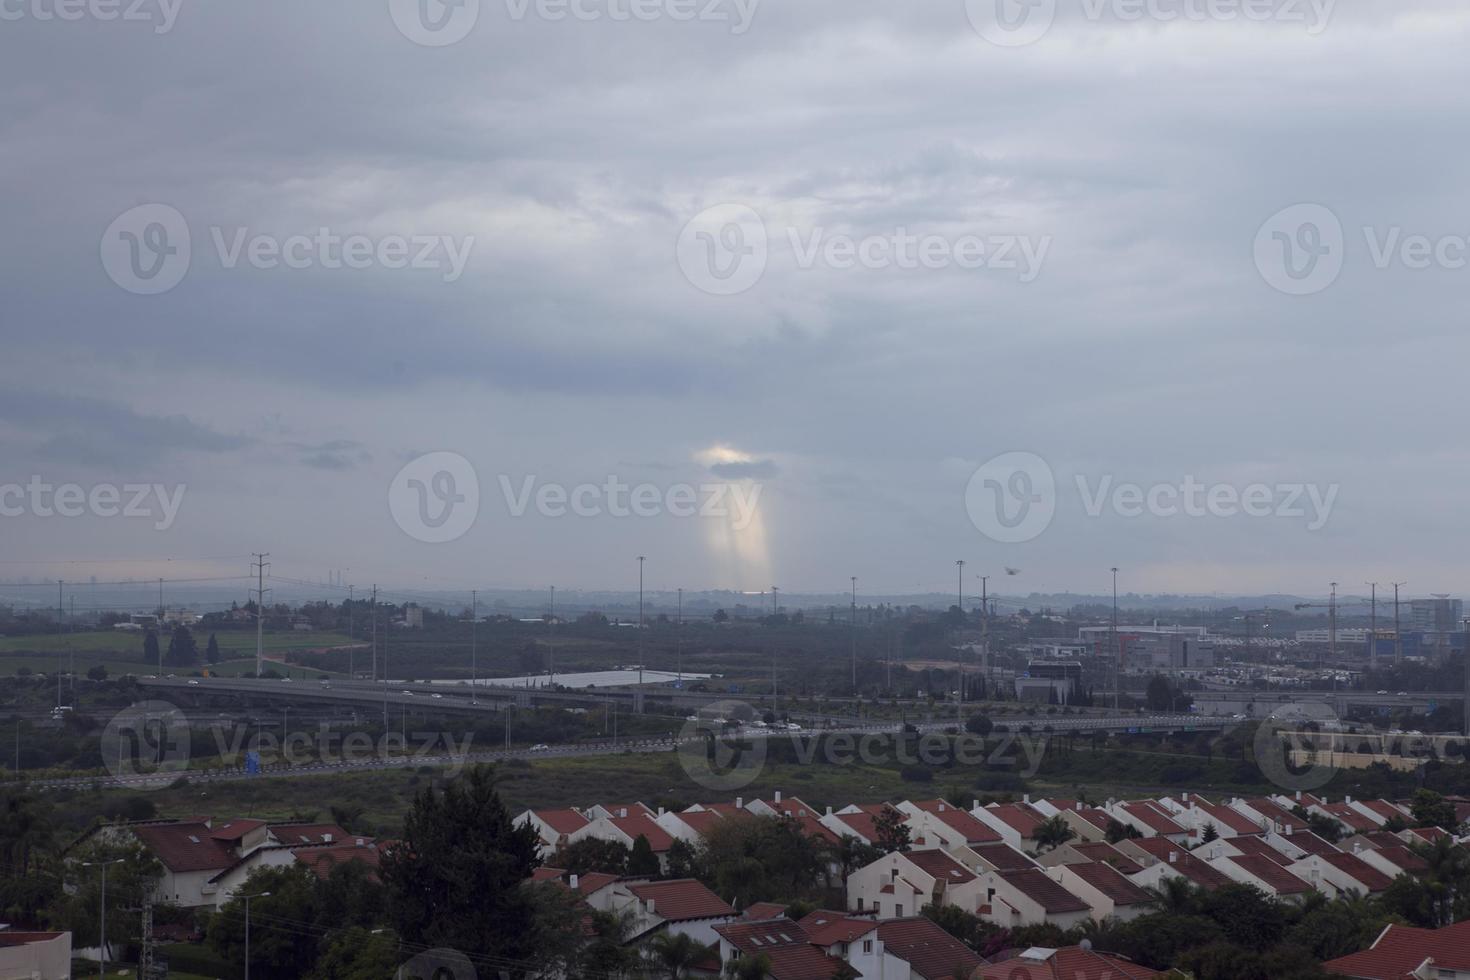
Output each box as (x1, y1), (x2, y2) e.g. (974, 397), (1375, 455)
(82, 858), (125, 979)
(956, 560), (966, 710)
(637, 557), (646, 688)
(548, 585), (556, 686)
(1366, 582), (1378, 671)
(242, 890), (271, 980)
(1110, 567), (1120, 711)
(1393, 583), (1407, 665)
(676, 587), (683, 683)
(470, 589), (478, 705)
(347, 584), (355, 680)
(979, 574), (990, 700)
(850, 577), (858, 692)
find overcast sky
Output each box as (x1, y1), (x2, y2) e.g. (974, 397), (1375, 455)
(1, 0), (1468, 600)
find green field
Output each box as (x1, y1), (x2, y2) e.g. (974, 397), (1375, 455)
(0, 630), (361, 677)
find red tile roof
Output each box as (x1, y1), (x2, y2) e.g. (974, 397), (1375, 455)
(828, 810), (882, 843)
(1284, 831), (1341, 857)
(1070, 807), (1115, 832)
(1069, 841), (1143, 875)
(985, 803), (1047, 838)
(1225, 854), (1310, 894)
(1242, 797), (1308, 832)
(876, 917), (983, 979)
(1121, 801), (1186, 837)
(743, 902), (789, 920)
(532, 808), (591, 835)
(1065, 861), (1152, 907)
(998, 868), (1090, 914)
(797, 910), (878, 946)
(1324, 920), (1470, 979)
(909, 800), (1004, 844)
(608, 813), (675, 852)
(209, 818), (266, 840)
(1225, 835), (1294, 867)
(979, 946), (1162, 980)
(971, 842), (1037, 872)
(1369, 844), (1429, 873)
(1191, 801), (1262, 836)
(902, 849), (977, 885)
(626, 879), (735, 921)
(133, 822), (237, 873)
(670, 809), (725, 837)
(531, 867), (622, 896)
(268, 823), (351, 845)
(1157, 851), (1233, 891)
(1318, 852), (1394, 893)
(1319, 803), (1378, 833)
(294, 842), (381, 881)
(1358, 800), (1409, 823)
(758, 944), (851, 980)
(716, 918), (811, 952)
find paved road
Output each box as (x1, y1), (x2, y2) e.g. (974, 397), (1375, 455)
(23, 712), (1227, 792)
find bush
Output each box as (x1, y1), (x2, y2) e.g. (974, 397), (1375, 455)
(900, 765), (934, 783)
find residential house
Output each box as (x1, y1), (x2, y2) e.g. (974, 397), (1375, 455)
(1037, 840), (1144, 877)
(978, 868), (1092, 931)
(1049, 861), (1153, 923)
(0, 930), (71, 980)
(1210, 853), (1313, 903)
(1324, 920), (1470, 979)
(515, 808), (591, 859)
(978, 945), (1162, 979)
(847, 849), (985, 919)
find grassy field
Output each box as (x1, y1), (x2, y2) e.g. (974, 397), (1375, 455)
(0, 630), (360, 677)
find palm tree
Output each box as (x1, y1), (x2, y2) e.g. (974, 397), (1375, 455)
(1033, 815), (1075, 853)
(646, 932), (705, 979)
(724, 952), (772, 980)
(1146, 875), (1201, 915)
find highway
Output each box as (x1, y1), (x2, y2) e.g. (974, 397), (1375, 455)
(25, 709), (1227, 792)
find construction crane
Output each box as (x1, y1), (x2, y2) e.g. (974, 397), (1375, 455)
(1294, 584), (1385, 666)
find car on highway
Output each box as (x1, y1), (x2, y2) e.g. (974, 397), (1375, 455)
(402, 690), (414, 697)
(529, 743), (550, 751)
(1377, 690), (1388, 695)
(1398, 691), (1408, 696)
(431, 693), (443, 699)
(281, 677), (292, 682)
(785, 722), (802, 731)
(187, 679), (200, 686)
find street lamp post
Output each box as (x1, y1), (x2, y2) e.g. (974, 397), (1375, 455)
(82, 858), (125, 979)
(850, 577), (858, 693)
(956, 560), (966, 714)
(637, 557), (646, 689)
(1111, 567), (1120, 711)
(242, 890), (271, 980)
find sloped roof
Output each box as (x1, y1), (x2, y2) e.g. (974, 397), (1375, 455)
(1241, 797), (1308, 832)
(133, 822), (237, 873)
(1285, 831), (1341, 857)
(268, 823), (351, 845)
(607, 813), (675, 852)
(1318, 852), (1394, 893)
(1225, 835), (1294, 867)
(294, 842), (381, 881)
(743, 902), (789, 920)
(979, 946), (1162, 980)
(1120, 801), (1186, 836)
(1157, 851), (1233, 891)
(209, 818), (266, 840)
(903, 848), (977, 884)
(876, 917), (983, 979)
(1324, 921), (1470, 978)
(971, 842), (1037, 872)
(1320, 803), (1378, 833)
(998, 868), (1090, 914)
(985, 803), (1047, 838)
(626, 878), (735, 921)
(1069, 841), (1143, 876)
(530, 808), (591, 835)
(1226, 854), (1310, 894)
(1065, 861), (1152, 906)
(669, 809), (725, 837)
(1369, 844), (1429, 873)
(1192, 801), (1262, 836)
(797, 910), (878, 946)
(909, 800), (1004, 844)
(716, 917), (811, 952)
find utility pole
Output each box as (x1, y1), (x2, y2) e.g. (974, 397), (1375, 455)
(1111, 567), (1120, 711)
(470, 589), (478, 705)
(850, 577), (858, 692)
(347, 584), (355, 680)
(956, 561), (966, 713)
(157, 577), (164, 618)
(1328, 582), (1339, 666)
(637, 557), (646, 690)
(370, 585), (378, 683)
(1393, 583), (1407, 665)
(83, 858), (124, 979)
(771, 586), (779, 714)
(242, 890), (270, 980)
(676, 587), (683, 682)
(1366, 582), (1378, 671)
(382, 610), (389, 728)
(251, 554), (269, 678)
(980, 575), (990, 700)
(548, 585), (555, 686)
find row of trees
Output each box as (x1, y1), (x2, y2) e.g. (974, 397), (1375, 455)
(139, 626), (220, 667)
